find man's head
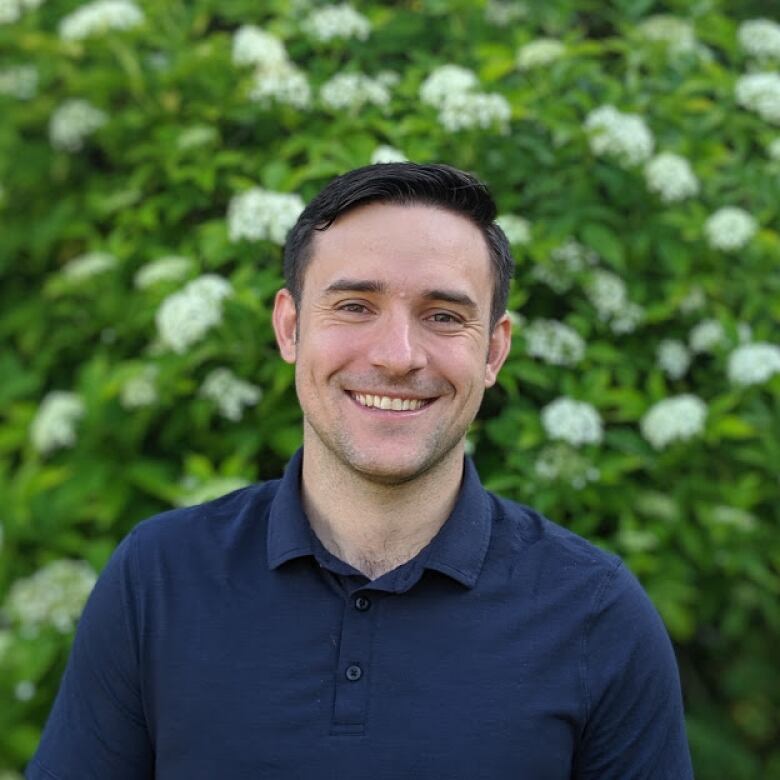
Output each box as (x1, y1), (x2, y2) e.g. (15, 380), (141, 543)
(283, 163), (514, 331)
(273, 163), (514, 485)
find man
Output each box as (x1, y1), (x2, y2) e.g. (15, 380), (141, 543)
(28, 163), (693, 778)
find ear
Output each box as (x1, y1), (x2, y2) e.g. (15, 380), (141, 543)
(272, 288), (298, 364)
(484, 313), (512, 388)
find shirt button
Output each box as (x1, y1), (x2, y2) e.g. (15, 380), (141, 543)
(345, 664), (363, 682)
(354, 596), (371, 611)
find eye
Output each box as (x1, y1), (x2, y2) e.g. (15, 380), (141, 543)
(428, 311), (463, 325)
(337, 302), (370, 314)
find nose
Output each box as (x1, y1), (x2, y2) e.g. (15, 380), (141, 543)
(366, 309), (428, 376)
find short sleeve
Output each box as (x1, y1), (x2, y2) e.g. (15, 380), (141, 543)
(27, 532), (154, 780)
(574, 562), (694, 779)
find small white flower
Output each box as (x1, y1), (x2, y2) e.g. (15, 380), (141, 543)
(200, 368), (262, 421)
(61, 251), (117, 280)
(737, 322), (753, 343)
(585, 269), (628, 320)
(768, 138), (780, 160)
(302, 3), (370, 42)
(644, 152), (699, 202)
(0, 0), (46, 25)
(134, 255), (193, 289)
(419, 64), (478, 109)
(710, 505), (757, 531)
(370, 145), (407, 164)
(249, 62), (311, 109)
(320, 72), (390, 112)
(727, 342), (780, 386)
(437, 91), (511, 133)
(485, 0), (527, 26)
(534, 443), (600, 488)
(689, 318), (725, 353)
(0, 64), (38, 99)
(49, 99), (107, 152)
(532, 239), (598, 293)
(704, 207), (757, 251)
(155, 274), (232, 353)
(640, 394), (707, 449)
(496, 214), (531, 245)
(584, 105), (655, 166)
(541, 397), (603, 447)
(657, 339), (691, 379)
(227, 187), (304, 244)
(517, 38), (565, 70)
(679, 286), (706, 314)
(15, 680), (36, 702)
(524, 319), (585, 366)
(610, 302), (644, 334)
(30, 391), (85, 455)
(58, 0), (144, 40)
(120, 365), (158, 409)
(636, 15), (697, 54)
(232, 25), (288, 69)
(735, 72), (780, 125)
(5, 559), (97, 633)
(738, 19), (780, 61)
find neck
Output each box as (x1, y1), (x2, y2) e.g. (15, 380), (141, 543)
(300, 435), (465, 580)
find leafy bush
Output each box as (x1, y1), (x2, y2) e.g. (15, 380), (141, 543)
(1, 0), (779, 776)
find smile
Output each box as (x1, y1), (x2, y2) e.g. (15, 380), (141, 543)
(349, 392), (433, 411)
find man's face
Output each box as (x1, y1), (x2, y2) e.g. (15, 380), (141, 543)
(273, 202), (511, 485)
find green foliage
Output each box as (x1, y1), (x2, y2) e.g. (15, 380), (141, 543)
(1, 0), (780, 776)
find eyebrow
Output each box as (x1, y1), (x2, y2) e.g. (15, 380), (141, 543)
(323, 278), (478, 310)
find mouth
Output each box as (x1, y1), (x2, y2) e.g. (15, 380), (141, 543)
(348, 391), (435, 412)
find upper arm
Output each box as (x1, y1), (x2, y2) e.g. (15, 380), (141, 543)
(27, 532), (154, 780)
(573, 563), (694, 779)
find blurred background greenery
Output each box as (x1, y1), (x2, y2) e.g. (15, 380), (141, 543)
(1, 0), (780, 776)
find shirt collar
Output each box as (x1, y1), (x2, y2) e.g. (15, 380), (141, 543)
(266, 448), (493, 589)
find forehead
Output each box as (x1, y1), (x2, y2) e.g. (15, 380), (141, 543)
(303, 202), (492, 297)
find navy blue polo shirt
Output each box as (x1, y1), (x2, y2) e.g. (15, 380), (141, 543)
(28, 450), (693, 779)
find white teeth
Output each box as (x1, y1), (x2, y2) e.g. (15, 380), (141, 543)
(352, 393), (427, 411)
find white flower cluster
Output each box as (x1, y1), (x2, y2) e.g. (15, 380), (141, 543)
(524, 319), (585, 366)
(485, 0), (527, 26)
(5, 559), (96, 634)
(679, 286), (705, 314)
(30, 391), (85, 455)
(584, 105), (655, 166)
(704, 206), (757, 251)
(302, 4), (370, 42)
(419, 64), (510, 132)
(227, 187), (304, 244)
(58, 0), (143, 40)
(689, 318), (725, 353)
(710, 505), (757, 532)
(496, 214), (531, 245)
(320, 72), (390, 112)
(156, 274), (232, 353)
(769, 137), (780, 160)
(0, 0), (45, 25)
(636, 15), (697, 55)
(0, 64), (38, 99)
(611, 302), (645, 335)
(738, 19), (780, 61)
(644, 152), (699, 202)
(15, 680), (36, 702)
(541, 397), (603, 447)
(199, 368), (262, 421)
(49, 99), (107, 152)
(657, 339), (691, 379)
(585, 269), (627, 320)
(61, 250), (117, 280)
(370, 144), (407, 164)
(640, 394), (707, 449)
(134, 255), (193, 289)
(517, 38), (565, 70)
(727, 342), (780, 386)
(534, 443), (600, 489)
(232, 25), (288, 69)
(232, 25), (312, 109)
(532, 239), (598, 292)
(120, 365), (158, 409)
(735, 72), (780, 125)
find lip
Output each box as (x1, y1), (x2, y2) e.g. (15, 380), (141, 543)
(345, 390), (437, 414)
